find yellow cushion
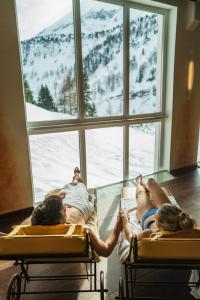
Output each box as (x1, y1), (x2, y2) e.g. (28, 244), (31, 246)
(0, 224), (87, 256)
(137, 229), (200, 260)
(9, 224), (85, 236)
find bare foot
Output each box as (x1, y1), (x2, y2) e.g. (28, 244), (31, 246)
(136, 174), (143, 185)
(72, 167), (83, 183)
(145, 178), (156, 191)
(136, 175), (146, 198)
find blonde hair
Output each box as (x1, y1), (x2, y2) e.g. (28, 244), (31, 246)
(157, 204), (196, 231)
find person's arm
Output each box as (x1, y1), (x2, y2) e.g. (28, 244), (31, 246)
(120, 209), (134, 243)
(120, 209), (151, 242)
(86, 215), (122, 257)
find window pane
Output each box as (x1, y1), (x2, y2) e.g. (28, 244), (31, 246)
(29, 131), (79, 203)
(80, 0), (123, 117)
(129, 9), (163, 114)
(86, 127), (123, 187)
(129, 123), (159, 178)
(16, 0), (77, 122)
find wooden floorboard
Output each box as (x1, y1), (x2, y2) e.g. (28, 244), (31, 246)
(162, 168), (200, 224)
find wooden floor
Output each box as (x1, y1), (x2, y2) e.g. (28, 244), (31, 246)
(0, 168), (200, 299)
(162, 168), (200, 225)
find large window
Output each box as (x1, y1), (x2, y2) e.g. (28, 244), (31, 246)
(15, 0), (169, 202)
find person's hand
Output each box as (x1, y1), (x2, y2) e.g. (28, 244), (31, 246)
(137, 229), (151, 241)
(114, 212), (123, 232)
(119, 209), (129, 223)
(57, 191), (66, 199)
(82, 224), (90, 234)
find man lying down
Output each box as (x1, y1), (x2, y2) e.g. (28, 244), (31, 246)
(31, 167), (123, 257)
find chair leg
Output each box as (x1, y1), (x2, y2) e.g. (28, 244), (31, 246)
(119, 277), (124, 300)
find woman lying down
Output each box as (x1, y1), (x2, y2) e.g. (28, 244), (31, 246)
(31, 167), (123, 257)
(118, 175), (197, 261)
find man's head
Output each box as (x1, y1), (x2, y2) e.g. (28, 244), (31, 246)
(31, 195), (66, 225)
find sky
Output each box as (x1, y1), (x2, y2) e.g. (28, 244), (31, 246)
(15, 0), (73, 40)
(15, 0), (115, 40)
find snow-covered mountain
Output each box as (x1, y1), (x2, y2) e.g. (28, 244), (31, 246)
(20, 5), (159, 119)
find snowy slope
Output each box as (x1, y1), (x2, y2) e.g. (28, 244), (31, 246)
(26, 103), (154, 202)
(20, 5), (160, 119)
(26, 102), (74, 121)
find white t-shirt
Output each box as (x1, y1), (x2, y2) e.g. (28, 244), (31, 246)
(61, 182), (95, 221)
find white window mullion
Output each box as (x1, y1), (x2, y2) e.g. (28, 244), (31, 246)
(79, 129), (87, 186)
(73, 0), (87, 183)
(160, 12), (169, 114)
(157, 119), (165, 171)
(123, 125), (129, 181)
(123, 5), (129, 116)
(73, 0), (84, 119)
(154, 121), (161, 172)
(123, 6), (130, 181)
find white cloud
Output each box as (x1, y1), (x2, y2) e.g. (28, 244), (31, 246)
(15, 0), (73, 40)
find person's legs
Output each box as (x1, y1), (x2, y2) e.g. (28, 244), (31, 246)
(62, 167), (94, 223)
(145, 178), (170, 208)
(136, 175), (155, 224)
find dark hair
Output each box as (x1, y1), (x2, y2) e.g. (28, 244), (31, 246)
(157, 204), (196, 231)
(31, 195), (64, 226)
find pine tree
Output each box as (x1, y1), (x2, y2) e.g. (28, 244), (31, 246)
(23, 75), (35, 104)
(137, 63), (147, 83)
(83, 73), (97, 117)
(152, 85), (156, 96)
(59, 69), (77, 115)
(37, 85), (57, 112)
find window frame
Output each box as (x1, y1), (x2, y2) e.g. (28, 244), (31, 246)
(19, 0), (170, 188)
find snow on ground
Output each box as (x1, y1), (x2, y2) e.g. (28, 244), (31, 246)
(26, 102), (75, 121)
(26, 103), (155, 202)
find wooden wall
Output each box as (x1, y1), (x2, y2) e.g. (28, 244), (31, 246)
(168, 1), (200, 169)
(0, 0), (33, 214)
